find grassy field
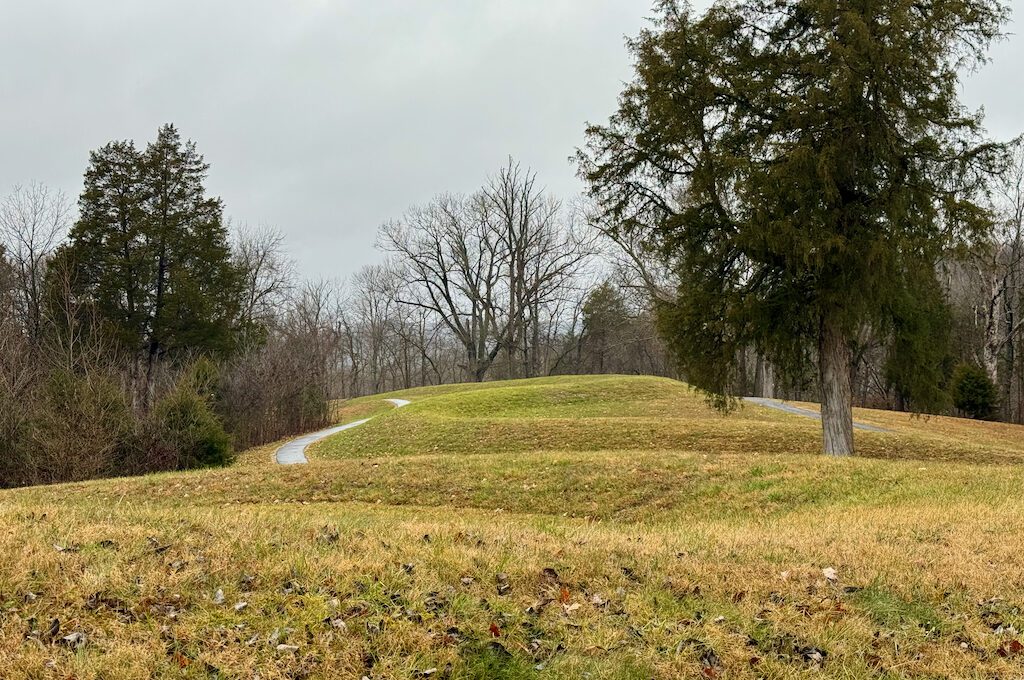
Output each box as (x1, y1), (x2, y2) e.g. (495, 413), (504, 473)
(2, 375), (1024, 678)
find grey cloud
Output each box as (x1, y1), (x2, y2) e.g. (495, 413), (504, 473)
(2, 1), (1021, 277)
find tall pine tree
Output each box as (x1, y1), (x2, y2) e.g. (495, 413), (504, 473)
(579, 0), (1007, 455)
(68, 140), (149, 354)
(65, 124), (241, 406)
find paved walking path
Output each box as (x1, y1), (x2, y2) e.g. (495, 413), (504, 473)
(275, 398), (411, 465)
(743, 397), (889, 433)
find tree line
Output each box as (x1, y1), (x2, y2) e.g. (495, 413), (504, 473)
(0, 132), (669, 488)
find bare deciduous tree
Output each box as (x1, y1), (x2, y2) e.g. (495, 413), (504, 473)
(381, 160), (592, 382)
(0, 183), (71, 342)
(381, 194), (511, 382)
(233, 223), (295, 340)
(485, 162), (594, 378)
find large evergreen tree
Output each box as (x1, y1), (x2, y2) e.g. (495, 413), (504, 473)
(67, 140), (150, 352)
(65, 124), (241, 405)
(579, 0), (1007, 455)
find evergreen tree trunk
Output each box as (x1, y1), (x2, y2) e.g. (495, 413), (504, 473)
(819, 317), (854, 457)
(144, 239), (167, 409)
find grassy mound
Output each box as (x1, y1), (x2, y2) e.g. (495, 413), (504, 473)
(317, 375), (1024, 464)
(2, 375), (1024, 678)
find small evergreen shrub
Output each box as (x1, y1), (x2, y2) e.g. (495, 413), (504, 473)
(146, 366), (234, 470)
(951, 364), (998, 420)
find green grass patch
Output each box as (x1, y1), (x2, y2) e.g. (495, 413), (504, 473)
(852, 583), (948, 637)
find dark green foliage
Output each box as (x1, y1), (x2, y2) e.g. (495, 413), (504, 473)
(0, 359), (234, 487)
(145, 373), (234, 470)
(581, 282), (630, 373)
(883, 271), (955, 412)
(579, 0), (1007, 450)
(140, 125), (240, 359)
(35, 368), (137, 469)
(63, 125), (243, 379)
(64, 140), (149, 351)
(951, 364), (998, 420)
(583, 283), (629, 341)
(554, 281), (670, 378)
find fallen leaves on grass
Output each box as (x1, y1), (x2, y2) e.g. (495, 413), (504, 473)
(997, 639), (1024, 658)
(60, 632), (87, 650)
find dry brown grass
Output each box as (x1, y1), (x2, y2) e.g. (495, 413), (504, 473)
(2, 376), (1024, 678)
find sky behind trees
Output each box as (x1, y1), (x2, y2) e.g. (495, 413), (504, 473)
(2, 0), (1022, 278)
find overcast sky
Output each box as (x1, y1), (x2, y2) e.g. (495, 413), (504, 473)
(2, 1), (1021, 279)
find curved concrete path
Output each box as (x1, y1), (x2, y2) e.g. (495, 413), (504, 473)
(275, 398), (411, 465)
(744, 396), (889, 433)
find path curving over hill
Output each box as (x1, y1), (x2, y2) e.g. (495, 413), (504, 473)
(275, 398), (411, 465)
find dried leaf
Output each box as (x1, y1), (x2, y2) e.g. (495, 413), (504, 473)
(147, 537), (171, 554)
(44, 618), (60, 642)
(61, 632), (86, 650)
(700, 647), (723, 677)
(799, 646), (828, 664)
(997, 639), (1024, 658)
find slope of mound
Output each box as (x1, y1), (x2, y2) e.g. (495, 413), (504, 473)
(315, 375), (1024, 464)
(2, 376), (1024, 678)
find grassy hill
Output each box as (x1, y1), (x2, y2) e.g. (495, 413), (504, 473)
(2, 375), (1024, 678)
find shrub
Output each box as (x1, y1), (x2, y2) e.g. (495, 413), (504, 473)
(951, 364), (998, 420)
(33, 368), (137, 482)
(145, 367), (234, 470)
(0, 391), (34, 488)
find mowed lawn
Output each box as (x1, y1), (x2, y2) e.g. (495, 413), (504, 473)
(2, 376), (1024, 678)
